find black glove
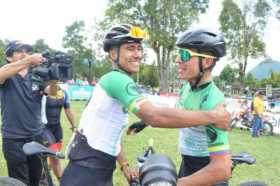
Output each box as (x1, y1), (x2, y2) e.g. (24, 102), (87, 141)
(127, 121), (148, 135)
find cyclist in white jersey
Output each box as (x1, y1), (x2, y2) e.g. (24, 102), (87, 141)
(60, 24), (231, 186)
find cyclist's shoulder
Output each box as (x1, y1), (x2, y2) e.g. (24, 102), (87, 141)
(100, 70), (134, 86)
(98, 70), (139, 101)
(200, 82), (224, 109)
(208, 82), (224, 97)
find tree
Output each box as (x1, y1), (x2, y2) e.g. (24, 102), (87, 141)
(0, 39), (6, 67)
(91, 58), (112, 79)
(62, 20), (95, 82)
(32, 39), (52, 53)
(244, 73), (257, 87)
(220, 64), (238, 85)
(139, 64), (159, 88)
(272, 0), (280, 19)
(219, 0), (270, 86)
(102, 0), (209, 91)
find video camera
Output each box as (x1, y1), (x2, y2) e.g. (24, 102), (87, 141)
(30, 51), (73, 84)
(130, 139), (177, 186)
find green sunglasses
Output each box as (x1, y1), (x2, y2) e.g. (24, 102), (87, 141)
(177, 48), (216, 62)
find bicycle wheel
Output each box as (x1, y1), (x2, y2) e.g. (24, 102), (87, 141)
(239, 181), (267, 186)
(261, 122), (274, 136)
(0, 176), (27, 186)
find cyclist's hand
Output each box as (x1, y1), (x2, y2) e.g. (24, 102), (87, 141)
(70, 126), (77, 133)
(177, 178), (186, 186)
(127, 121), (148, 135)
(122, 166), (139, 183)
(213, 104), (230, 130)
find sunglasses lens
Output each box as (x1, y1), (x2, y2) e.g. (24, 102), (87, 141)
(179, 50), (190, 62)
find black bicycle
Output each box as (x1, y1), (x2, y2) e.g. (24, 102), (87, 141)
(0, 141), (64, 186)
(23, 141), (65, 186)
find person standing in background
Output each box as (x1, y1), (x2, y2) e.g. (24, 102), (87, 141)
(42, 80), (76, 181)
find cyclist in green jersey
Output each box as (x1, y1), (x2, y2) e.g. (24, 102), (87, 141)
(61, 24), (230, 186)
(175, 28), (231, 186)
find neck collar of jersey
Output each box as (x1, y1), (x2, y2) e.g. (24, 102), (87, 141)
(190, 81), (212, 91)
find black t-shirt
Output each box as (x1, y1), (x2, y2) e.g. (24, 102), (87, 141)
(0, 73), (43, 138)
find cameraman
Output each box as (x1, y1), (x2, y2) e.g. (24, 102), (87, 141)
(0, 41), (45, 186)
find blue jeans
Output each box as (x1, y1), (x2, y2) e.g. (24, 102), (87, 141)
(252, 115), (262, 137)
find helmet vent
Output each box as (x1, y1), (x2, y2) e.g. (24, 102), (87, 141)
(191, 41), (204, 45)
(204, 32), (217, 37)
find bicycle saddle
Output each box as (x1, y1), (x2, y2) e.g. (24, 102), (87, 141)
(22, 141), (65, 159)
(0, 176), (27, 186)
(231, 152), (256, 165)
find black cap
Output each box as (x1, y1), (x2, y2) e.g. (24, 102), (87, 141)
(5, 41), (33, 57)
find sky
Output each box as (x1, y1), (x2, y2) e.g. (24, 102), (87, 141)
(0, 0), (107, 49)
(0, 0), (279, 75)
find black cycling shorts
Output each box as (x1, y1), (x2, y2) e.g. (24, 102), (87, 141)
(60, 132), (116, 186)
(44, 124), (63, 143)
(178, 155), (228, 186)
(60, 162), (114, 186)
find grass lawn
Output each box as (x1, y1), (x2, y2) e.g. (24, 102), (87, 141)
(1, 101), (280, 185)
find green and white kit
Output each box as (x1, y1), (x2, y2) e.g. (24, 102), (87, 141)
(78, 69), (144, 156)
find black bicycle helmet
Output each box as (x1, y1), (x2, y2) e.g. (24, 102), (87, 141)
(103, 24), (144, 52)
(176, 28), (226, 58)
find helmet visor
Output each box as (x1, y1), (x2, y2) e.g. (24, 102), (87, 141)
(114, 26), (149, 40)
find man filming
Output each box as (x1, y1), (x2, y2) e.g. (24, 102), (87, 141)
(0, 41), (45, 186)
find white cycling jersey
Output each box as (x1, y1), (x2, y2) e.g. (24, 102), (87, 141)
(78, 69), (144, 156)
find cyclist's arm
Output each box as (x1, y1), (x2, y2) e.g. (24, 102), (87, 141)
(0, 54), (44, 84)
(117, 145), (136, 183)
(63, 91), (76, 131)
(135, 101), (230, 129)
(177, 154), (231, 186)
(106, 72), (229, 129)
(64, 108), (76, 131)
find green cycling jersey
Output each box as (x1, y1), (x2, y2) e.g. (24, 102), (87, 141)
(178, 81), (230, 157)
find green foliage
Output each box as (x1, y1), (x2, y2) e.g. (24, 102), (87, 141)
(32, 39), (52, 53)
(220, 64), (239, 85)
(92, 58), (112, 78)
(62, 20), (95, 81)
(0, 39), (6, 67)
(244, 73), (257, 87)
(244, 71), (280, 88)
(219, 0), (270, 85)
(102, 0), (209, 91)
(139, 64), (159, 88)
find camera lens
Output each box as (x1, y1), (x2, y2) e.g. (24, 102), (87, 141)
(149, 182), (173, 186)
(139, 154), (177, 186)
